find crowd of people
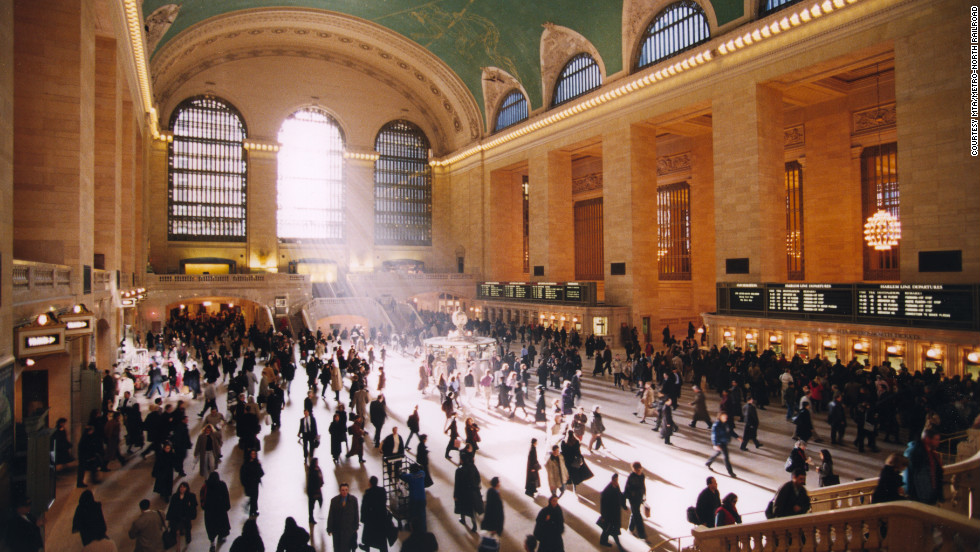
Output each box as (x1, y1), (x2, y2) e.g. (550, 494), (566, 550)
(6, 309), (978, 552)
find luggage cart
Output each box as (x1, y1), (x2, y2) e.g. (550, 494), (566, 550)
(382, 451), (418, 529)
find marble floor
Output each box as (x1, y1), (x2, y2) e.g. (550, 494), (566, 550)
(41, 345), (902, 551)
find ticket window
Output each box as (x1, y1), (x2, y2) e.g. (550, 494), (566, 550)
(744, 331), (759, 353)
(572, 317), (582, 332)
(822, 338), (839, 363)
(794, 335), (810, 362)
(883, 342), (905, 371)
(722, 329), (735, 349)
(921, 345), (946, 372)
(768, 333), (783, 356)
(851, 340), (871, 365)
(964, 350), (980, 380)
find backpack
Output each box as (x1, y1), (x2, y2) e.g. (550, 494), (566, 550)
(764, 498), (776, 519)
(686, 506), (700, 524)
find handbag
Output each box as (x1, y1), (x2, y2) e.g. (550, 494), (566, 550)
(686, 506), (699, 524)
(642, 502), (652, 518)
(569, 456), (584, 469)
(158, 511), (177, 549)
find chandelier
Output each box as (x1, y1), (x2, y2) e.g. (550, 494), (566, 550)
(863, 209), (901, 250)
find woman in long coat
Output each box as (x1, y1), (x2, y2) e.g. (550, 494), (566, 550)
(659, 398), (675, 445)
(453, 456), (482, 532)
(535, 387), (548, 423)
(464, 417), (481, 452)
(544, 444), (569, 497)
(167, 481), (198, 547)
(346, 415), (366, 463)
(560, 430), (593, 490)
(202, 471), (232, 547)
(330, 360), (343, 402)
(239, 448), (264, 517)
(124, 404), (144, 452)
(481, 477), (504, 535)
(194, 424), (223, 477)
(525, 438), (541, 497)
(328, 412), (347, 463)
(52, 417), (74, 469)
(588, 406), (606, 451)
(71, 490), (107, 546)
(152, 442), (177, 500)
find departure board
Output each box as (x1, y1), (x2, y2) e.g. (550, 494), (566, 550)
(477, 282), (596, 305)
(717, 283), (978, 330)
(728, 284), (765, 312)
(767, 284), (853, 316)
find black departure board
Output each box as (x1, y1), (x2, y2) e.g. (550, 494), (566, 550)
(767, 284), (853, 316)
(477, 282), (596, 305)
(728, 285), (765, 312)
(717, 283), (978, 330)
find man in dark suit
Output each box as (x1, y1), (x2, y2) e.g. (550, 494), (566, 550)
(369, 394), (387, 448)
(739, 397), (763, 450)
(7, 497), (43, 552)
(827, 394), (847, 445)
(298, 409), (319, 460)
(380, 426), (405, 480)
(327, 483), (359, 552)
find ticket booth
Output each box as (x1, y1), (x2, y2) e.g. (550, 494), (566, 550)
(744, 330), (759, 353)
(964, 350), (980, 379)
(883, 342), (906, 370)
(793, 334), (810, 362)
(768, 332), (784, 355)
(920, 344), (946, 372)
(821, 337), (839, 363)
(851, 339), (871, 365)
(721, 329), (735, 349)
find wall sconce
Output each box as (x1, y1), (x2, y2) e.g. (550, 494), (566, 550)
(925, 348), (942, 360)
(795, 337), (808, 346)
(886, 345), (900, 355)
(745, 332), (755, 340)
(770, 335), (780, 343)
(723, 330), (732, 338)
(823, 340), (834, 348)
(967, 351), (980, 364)
(854, 342), (866, 351)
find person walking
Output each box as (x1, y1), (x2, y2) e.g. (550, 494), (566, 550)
(659, 398), (675, 445)
(560, 430), (593, 493)
(72, 490), (108, 547)
(532, 495), (565, 552)
(453, 454), (483, 532)
(444, 414), (460, 461)
(151, 442), (177, 500)
(481, 477), (505, 536)
(525, 438), (542, 497)
(328, 412), (347, 463)
(194, 424), (222, 477)
(229, 518), (265, 552)
(905, 428), (944, 505)
(128, 499), (166, 552)
(275, 517), (311, 552)
(827, 394), (847, 445)
(298, 409), (319, 461)
(598, 473), (627, 551)
(588, 406), (606, 451)
(688, 385), (712, 429)
(739, 397), (763, 450)
(706, 412), (738, 478)
(77, 424), (103, 488)
(369, 394), (387, 448)
(405, 405), (421, 450)
(166, 482), (198, 548)
(239, 448), (264, 517)
(201, 471), (231, 552)
(306, 457), (324, 524)
(872, 454), (908, 503)
(792, 401), (814, 443)
(360, 476), (389, 552)
(347, 415), (366, 464)
(327, 483), (360, 552)
(623, 462), (647, 540)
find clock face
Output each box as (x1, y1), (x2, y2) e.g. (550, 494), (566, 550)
(452, 309), (468, 329)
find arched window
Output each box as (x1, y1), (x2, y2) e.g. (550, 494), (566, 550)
(277, 107), (345, 241)
(374, 121), (432, 246)
(494, 90), (529, 132)
(760, 0), (805, 15)
(551, 54), (602, 107)
(636, 1), (710, 70)
(168, 96), (247, 242)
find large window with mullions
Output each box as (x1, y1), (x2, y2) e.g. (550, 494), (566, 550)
(277, 108), (345, 241)
(494, 90), (529, 132)
(636, 1), (710, 70)
(168, 96), (247, 242)
(552, 54), (602, 107)
(374, 121), (432, 246)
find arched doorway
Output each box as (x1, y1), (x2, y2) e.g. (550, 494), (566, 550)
(164, 297), (273, 331)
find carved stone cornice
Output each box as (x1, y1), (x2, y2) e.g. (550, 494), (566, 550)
(539, 23), (605, 108)
(150, 8), (484, 151)
(656, 151), (693, 176)
(785, 124), (805, 149)
(852, 103), (896, 136)
(572, 172), (603, 195)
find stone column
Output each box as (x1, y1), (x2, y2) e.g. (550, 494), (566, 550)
(527, 148), (574, 281)
(713, 83), (785, 282)
(13, 0), (96, 293)
(245, 144), (278, 271)
(94, 36), (120, 272)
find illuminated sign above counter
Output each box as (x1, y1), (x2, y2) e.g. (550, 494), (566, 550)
(477, 282), (596, 305)
(15, 325), (68, 357)
(717, 283), (978, 330)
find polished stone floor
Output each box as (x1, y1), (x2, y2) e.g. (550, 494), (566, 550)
(42, 344), (902, 551)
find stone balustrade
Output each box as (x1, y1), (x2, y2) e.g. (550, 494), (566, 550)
(808, 451), (980, 518)
(11, 260), (73, 305)
(147, 273), (310, 288)
(345, 272), (477, 302)
(692, 501), (980, 552)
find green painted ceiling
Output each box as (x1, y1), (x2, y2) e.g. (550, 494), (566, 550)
(144, 0), (743, 109)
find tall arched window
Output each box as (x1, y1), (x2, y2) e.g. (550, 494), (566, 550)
(277, 107), (345, 241)
(636, 1), (710, 70)
(494, 90), (529, 132)
(374, 121), (432, 246)
(552, 53), (602, 107)
(168, 96), (247, 242)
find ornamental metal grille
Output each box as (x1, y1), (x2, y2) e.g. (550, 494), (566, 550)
(168, 96), (247, 242)
(552, 54), (602, 107)
(574, 198), (604, 281)
(785, 161), (805, 280)
(657, 182), (692, 280)
(494, 90), (529, 132)
(862, 142), (899, 280)
(760, 0), (807, 15)
(374, 121), (432, 246)
(277, 108), (345, 242)
(636, 1), (710, 70)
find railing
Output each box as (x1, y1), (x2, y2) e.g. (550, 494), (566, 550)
(692, 501), (980, 552)
(304, 297), (396, 330)
(147, 273), (310, 286)
(347, 272), (476, 282)
(12, 260), (73, 304)
(808, 451), (980, 518)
